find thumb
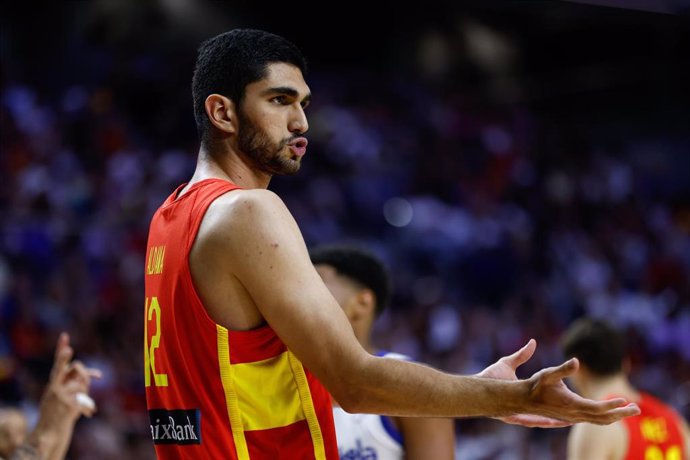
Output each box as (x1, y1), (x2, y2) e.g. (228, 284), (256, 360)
(503, 338), (537, 369)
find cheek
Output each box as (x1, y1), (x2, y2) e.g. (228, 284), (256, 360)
(323, 283), (348, 309)
(254, 109), (283, 129)
(331, 288), (348, 303)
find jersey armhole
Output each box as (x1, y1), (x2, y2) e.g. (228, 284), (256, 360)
(380, 415), (404, 446)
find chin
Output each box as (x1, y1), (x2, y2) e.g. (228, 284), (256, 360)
(269, 160), (301, 176)
(282, 156), (303, 175)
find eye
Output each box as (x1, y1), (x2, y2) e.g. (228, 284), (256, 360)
(270, 96), (289, 105)
(300, 100), (310, 110)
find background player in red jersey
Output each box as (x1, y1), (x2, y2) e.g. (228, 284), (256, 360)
(561, 318), (690, 460)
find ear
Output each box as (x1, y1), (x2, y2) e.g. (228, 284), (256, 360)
(204, 94), (236, 135)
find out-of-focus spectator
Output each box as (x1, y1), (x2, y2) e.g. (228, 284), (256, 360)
(1, 333), (100, 460)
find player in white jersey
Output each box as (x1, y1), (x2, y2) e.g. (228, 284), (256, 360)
(311, 245), (456, 460)
(331, 350), (419, 459)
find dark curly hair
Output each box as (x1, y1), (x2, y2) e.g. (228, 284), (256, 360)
(310, 245), (392, 318)
(560, 317), (626, 377)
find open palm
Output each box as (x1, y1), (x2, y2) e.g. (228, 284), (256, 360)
(477, 339), (639, 426)
(477, 339), (572, 428)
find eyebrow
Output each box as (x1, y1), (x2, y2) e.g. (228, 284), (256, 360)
(261, 86), (312, 104)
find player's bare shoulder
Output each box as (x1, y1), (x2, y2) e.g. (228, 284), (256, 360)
(198, 188), (298, 252)
(567, 419), (627, 460)
(210, 188), (292, 230)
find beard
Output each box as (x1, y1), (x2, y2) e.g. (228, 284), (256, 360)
(236, 109), (302, 176)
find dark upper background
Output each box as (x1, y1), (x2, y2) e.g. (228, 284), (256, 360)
(3, 1), (689, 125)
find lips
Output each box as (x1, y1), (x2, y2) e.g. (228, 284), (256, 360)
(287, 137), (308, 158)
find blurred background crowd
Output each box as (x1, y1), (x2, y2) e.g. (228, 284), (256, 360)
(1, 1), (689, 458)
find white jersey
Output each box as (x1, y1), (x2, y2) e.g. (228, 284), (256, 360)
(333, 351), (411, 460)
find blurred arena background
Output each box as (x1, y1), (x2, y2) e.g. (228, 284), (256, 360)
(1, 1), (689, 458)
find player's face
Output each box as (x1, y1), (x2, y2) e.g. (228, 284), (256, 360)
(237, 63), (311, 176)
(0, 409), (28, 455)
(314, 264), (359, 321)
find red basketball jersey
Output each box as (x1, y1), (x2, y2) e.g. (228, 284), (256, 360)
(144, 178), (338, 459)
(621, 392), (685, 460)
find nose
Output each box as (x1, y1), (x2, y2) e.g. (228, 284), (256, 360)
(288, 105), (309, 134)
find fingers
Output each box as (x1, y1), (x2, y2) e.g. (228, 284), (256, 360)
(40, 333), (102, 423)
(539, 357), (579, 384)
(502, 338), (537, 369)
(64, 360), (102, 388)
(49, 332), (73, 383)
(87, 368), (103, 379)
(589, 397), (630, 412)
(60, 379), (98, 418)
(607, 402), (641, 420)
(498, 414), (573, 428)
(569, 402), (641, 425)
(51, 332), (102, 386)
(531, 379), (641, 425)
(527, 358), (642, 425)
(582, 401), (641, 425)
(60, 369), (99, 417)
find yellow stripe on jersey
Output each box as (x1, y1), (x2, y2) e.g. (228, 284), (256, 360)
(217, 326), (327, 459)
(288, 351), (327, 460)
(217, 325), (250, 460)
(232, 351), (305, 430)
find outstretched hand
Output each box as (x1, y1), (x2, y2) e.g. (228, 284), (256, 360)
(477, 339), (640, 427)
(478, 339), (570, 427)
(524, 352), (639, 425)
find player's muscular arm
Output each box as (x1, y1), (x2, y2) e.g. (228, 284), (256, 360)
(214, 190), (505, 415)
(191, 191), (268, 330)
(212, 190), (639, 424)
(396, 416), (456, 460)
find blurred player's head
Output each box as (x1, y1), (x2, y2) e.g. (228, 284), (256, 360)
(191, 28), (308, 147)
(0, 407), (28, 458)
(310, 245), (392, 324)
(560, 317), (627, 391)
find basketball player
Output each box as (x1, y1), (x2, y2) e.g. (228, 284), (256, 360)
(143, 28), (640, 459)
(560, 318), (690, 460)
(310, 245), (456, 459)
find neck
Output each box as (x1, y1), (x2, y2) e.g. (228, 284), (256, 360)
(582, 374), (639, 402)
(191, 144), (273, 190)
(352, 321), (375, 355)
